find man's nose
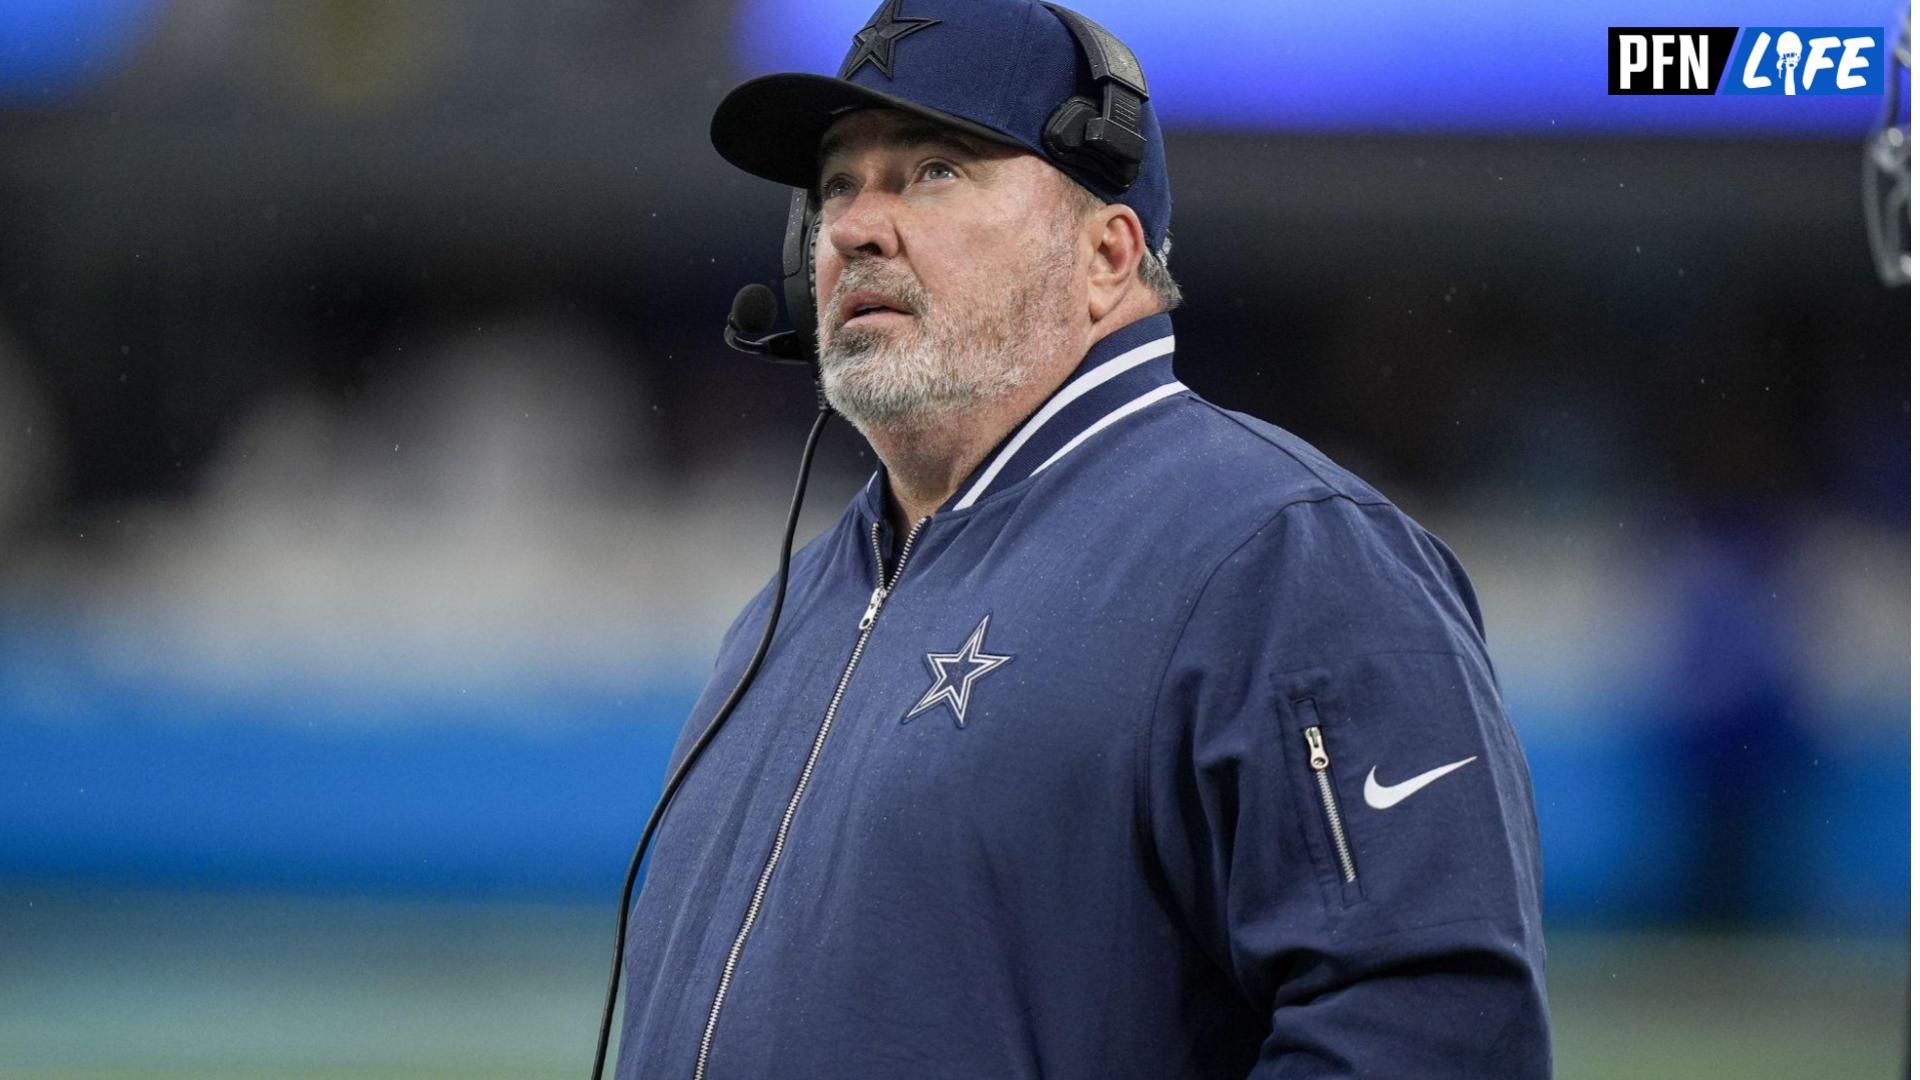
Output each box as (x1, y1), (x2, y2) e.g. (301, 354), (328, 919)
(826, 188), (903, 261)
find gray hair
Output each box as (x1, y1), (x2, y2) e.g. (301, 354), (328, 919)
(1059, 178), (1183, 313)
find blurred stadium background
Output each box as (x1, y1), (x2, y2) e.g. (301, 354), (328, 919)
(0, 1), (1907, 1077)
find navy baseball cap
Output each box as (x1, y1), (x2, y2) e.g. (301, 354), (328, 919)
(710, 0), (1172, 252)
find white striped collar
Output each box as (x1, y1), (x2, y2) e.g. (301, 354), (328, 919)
(859, 314), (1186, 520)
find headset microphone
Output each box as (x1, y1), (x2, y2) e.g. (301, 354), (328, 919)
(724, 185), (825, 367)
(728, 282), (778, 337)
(724, 283), (811, 364)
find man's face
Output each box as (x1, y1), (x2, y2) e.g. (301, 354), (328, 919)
(811, 108), (1086, 434)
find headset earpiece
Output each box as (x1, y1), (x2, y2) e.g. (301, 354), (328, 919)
(1039, 4), (1149, 193)
(1042, 93), (1142, 190)
(780, 188), (822, 363)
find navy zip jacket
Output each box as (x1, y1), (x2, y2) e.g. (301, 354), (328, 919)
(618, 313), (1551, 1079)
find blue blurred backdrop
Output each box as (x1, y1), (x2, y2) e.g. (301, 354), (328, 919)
(0, 2), (1906, 1076)
(0, 0), (1903, 932)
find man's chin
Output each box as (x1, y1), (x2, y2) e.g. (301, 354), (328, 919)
(820, 369), (957, 434)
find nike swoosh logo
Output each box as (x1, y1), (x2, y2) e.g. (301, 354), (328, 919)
(1363, 756), (1479, 810)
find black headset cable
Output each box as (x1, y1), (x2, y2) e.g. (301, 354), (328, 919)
(589, 396), (834, 1080)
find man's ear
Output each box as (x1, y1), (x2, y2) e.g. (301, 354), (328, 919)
(1085, 204), (1146, 322)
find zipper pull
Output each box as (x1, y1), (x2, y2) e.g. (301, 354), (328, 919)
(1304, 726), (1330, 770)
(858, 586), (889, 631)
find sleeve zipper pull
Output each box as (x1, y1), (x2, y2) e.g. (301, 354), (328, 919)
(858, 586), (889, 631)
(1302, 724), (1359, 885)
(1304, 725), (1331, 769)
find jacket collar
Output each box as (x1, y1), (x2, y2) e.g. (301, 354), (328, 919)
(858, 313), (1182, 520)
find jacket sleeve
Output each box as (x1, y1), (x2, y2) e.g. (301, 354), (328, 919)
(1140, 495), (1552, 1078)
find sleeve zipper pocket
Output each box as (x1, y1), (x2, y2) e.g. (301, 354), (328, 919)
(1303, 724), (1360, 887)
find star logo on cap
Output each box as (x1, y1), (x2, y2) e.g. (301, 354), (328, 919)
(839, 0), (941, 80)
(904, 614), (1012, 729)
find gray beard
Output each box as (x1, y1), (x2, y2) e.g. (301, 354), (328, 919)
(820, 319), (1035, 434)
(816, 238), (1078, 437)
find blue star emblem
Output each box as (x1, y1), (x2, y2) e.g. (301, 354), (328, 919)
(838, 0), (941, 80)
(904, 614), (1012, 728)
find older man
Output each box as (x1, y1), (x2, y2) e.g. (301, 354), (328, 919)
(616, 2), (1551, 1077)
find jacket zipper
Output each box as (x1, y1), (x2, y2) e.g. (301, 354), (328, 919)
(692, 516), (927, 1080)
(1302, 726), (1358, 885)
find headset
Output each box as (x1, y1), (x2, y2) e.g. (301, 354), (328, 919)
(591, 7), (1152, 1077)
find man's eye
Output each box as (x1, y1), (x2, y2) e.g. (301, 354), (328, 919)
(919, 160), (958, 181)
(820, 176), (854, 200)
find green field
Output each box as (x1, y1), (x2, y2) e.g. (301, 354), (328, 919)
(0, 888), (1905, 1079)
